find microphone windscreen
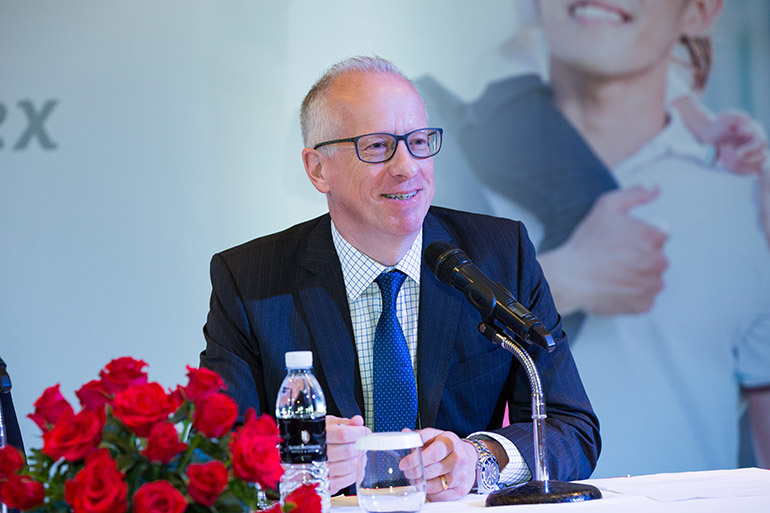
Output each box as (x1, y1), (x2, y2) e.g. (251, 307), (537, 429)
(424, 241), (469, 284)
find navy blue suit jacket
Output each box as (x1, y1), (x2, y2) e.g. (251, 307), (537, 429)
(1, 356), (24, 454)
(200, 206), (600, 480)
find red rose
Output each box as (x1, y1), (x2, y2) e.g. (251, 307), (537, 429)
(99, 356), (148, 394)
(286, 483), (322, 513)
(184, 365), (225, 401)
(187, 460), (228, 507)
(168, 385), (185, 410)
(193, 392), (238, 438)
(76, 379), (111, 410)
(0, 445), (24, 479)
(0, 474), (45, 510)
(168, 385), (185, 413)
(112, 382), (178, 437)
(42, 408), (104, 461)
(229, 409), (283, 489)
(132, 481), (186, 513)
(28, 383), (75, 431)
(64, 449), (128, 513)
(142, 422), (188, 464)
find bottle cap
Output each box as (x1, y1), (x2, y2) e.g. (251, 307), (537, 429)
(285, 351), (313, 369)
(355, 432), (423, 451)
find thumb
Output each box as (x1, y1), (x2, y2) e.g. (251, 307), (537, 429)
(416, 427), (443, 444)
(607, 185), (661, 213)
(343, 415), (365, 426)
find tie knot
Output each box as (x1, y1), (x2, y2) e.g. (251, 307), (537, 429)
(375, 270), (407, 310)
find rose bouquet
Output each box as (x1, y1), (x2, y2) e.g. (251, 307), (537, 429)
(0, 357), (320, 513)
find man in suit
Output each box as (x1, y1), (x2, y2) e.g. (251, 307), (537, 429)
(200, 56), (599, 500)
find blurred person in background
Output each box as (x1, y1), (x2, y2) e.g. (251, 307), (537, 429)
(419, 0), (770, 476)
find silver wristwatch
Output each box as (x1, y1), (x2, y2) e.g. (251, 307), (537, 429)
(465, 437), (500, 493)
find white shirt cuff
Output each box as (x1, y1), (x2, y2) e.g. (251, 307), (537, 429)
(468, 431), (532, 486)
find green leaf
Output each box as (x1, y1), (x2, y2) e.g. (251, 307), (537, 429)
(214, 488), (253, 513)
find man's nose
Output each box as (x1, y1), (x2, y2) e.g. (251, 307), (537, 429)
(387, 140), (420, 178)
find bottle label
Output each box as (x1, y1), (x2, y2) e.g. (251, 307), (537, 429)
(279, 417), (327, 463)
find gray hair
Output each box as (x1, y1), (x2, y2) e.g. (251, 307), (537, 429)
(299, 56), (413, 151)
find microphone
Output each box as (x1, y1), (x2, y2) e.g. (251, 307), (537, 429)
(424, 242), (601, 506)
(424, 241), (555, 352)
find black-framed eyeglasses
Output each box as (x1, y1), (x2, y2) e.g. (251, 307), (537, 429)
(313, 127), (443, 164)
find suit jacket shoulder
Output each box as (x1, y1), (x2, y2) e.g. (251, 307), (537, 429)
(202, 213), (363, 420)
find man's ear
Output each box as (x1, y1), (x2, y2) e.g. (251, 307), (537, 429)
(302, 147), (330, 194)
(682, 0), (722, 36)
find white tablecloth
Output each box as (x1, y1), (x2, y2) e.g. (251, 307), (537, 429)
(331, 468), (770, 513)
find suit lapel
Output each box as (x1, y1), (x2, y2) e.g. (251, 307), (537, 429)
(417, 212), (464, 428)
(297, 216), (363, 418)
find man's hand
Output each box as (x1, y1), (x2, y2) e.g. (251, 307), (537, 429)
(327, 415), (371, 495)
(400, 428), (477, 501)
(539, 186), (669, 316)
(673, 97), (768, 175)
(702, 110), (768, 176)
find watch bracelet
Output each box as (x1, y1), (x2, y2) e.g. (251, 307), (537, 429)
(464, 436), (500, 492)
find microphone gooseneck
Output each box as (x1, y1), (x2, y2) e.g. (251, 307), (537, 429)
(424, 241), (601, 505)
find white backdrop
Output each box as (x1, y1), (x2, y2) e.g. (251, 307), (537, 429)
(2, 1), (768, 454)
(0, 0), (526, 451)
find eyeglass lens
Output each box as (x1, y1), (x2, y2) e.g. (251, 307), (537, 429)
(357, 129), (441, 163)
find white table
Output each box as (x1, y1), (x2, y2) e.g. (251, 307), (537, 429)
(331, 468), (770, 512)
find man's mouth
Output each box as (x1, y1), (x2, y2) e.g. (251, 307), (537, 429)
(569, 2), (630, 23)
(383, 191), (418, 200)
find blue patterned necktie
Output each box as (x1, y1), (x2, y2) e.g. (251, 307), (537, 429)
(373, 270), (418, 432)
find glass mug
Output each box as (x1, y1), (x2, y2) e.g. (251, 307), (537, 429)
(355, 432), (426, 513)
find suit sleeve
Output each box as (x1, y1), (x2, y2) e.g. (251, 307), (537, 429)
(199, 253), (267, 419)
(0, 389), (25, 454)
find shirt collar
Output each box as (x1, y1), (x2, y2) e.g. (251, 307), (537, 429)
(331, 221), (422, 301)
(614, 108), (713, 179)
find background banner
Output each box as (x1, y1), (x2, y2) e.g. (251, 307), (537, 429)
(2, 1), (768, 470)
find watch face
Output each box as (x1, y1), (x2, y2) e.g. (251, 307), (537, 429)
(479, 457), (500, 492)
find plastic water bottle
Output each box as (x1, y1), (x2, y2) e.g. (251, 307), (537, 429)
(276, 351), (330, 512)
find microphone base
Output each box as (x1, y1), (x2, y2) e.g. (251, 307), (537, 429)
(486, 480), (602, 506)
